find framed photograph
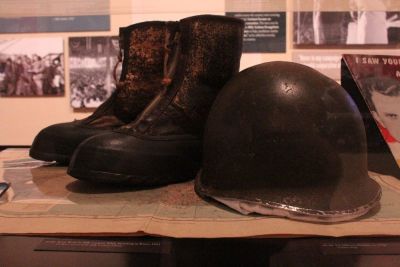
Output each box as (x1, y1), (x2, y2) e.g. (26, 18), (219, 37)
(0, 38), (64, 97)
(294, 0), (400, 47)
(69, 36), (120, 108)
(342, 54), (400, 168)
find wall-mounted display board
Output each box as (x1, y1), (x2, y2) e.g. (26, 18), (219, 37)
(292, 51), (342, 80)
(226, 0), (286, 53)
(69, 36), (119, 108)
(131, 0), (224, 23)
(293, 50), (400, 81)
(0, 0), (110, 33)
(0, 38), (64, 97)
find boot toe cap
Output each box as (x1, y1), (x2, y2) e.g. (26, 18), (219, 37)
(67, 132), (202, 186)
(29, 122), (108, 164)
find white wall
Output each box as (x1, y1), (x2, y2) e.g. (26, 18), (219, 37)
(1, 0), (398, 145)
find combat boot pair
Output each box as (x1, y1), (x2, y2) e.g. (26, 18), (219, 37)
(30, 15), (244, 187)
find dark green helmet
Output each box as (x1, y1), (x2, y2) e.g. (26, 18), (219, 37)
(195, 61), (381, 223)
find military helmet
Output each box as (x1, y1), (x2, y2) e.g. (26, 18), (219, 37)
(195, 61), (381, 222)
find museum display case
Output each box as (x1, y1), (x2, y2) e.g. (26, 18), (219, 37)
(1, 0), (400, 266)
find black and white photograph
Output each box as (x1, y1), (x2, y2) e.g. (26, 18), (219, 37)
(69, 36), (119, 108)
(0, 38), (64, 97)
(294, 0), (400, 46)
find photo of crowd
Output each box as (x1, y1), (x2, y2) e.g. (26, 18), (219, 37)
(69, 36), (119, 108)
(0, 38), (64, 97)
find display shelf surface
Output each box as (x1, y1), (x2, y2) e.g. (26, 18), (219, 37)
(1, 148), (400, 238)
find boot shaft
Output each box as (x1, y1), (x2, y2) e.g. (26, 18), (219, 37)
(123, 15), (244, 137)
(119, 21), (178, 82)
(178, 15), (244, 89)
(81, 21), (179, 127)
(172, 15), (244, 134)
(114, 21), (180, 123)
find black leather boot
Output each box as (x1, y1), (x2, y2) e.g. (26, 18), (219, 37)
(67, 15), (244, 186)
(29, 21), (179, 164)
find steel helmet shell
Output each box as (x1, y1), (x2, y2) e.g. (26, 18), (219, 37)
(195, 61), (381, 222)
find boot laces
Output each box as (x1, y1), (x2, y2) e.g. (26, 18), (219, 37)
(113, 49), (123, 84)
(162, 28), (180, 87)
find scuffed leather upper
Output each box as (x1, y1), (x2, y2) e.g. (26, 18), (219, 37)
(118, 15), (244, 138)
(113, 22), (179, 123)
(81, 21), (179, 128)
